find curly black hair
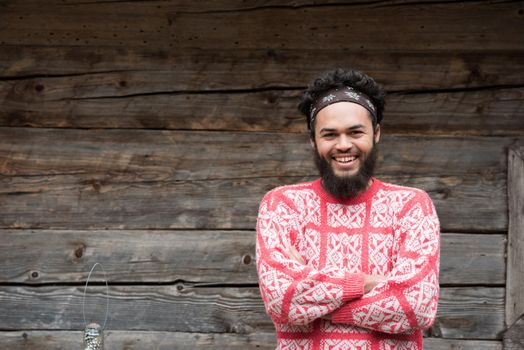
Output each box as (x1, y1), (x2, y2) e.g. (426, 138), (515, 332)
(298, 68), (386, 138)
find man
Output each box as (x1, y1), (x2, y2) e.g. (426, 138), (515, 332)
(256, 68), (440, 349)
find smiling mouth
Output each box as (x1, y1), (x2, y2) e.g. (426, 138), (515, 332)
(333, 155), (358, 164)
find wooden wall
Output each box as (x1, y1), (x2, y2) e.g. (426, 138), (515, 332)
(1, 1), (523, 349)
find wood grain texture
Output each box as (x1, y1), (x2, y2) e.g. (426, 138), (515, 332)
(424, 338), (502, 350)
(0, 331), (277, 350)
(0, 230), (505, 285)
(0, 173), (507, 231)
(0, 0), (486, 10)
(1, 84), (523, 136)
(432, 287), (505, 340)
(0, 128), (510, 230)
(506, 143), (524, 327)
(0, 128), (509, 179)
(0, 2), (522, 50)
(1, 47), (524, 92)
(503, 314), (524, 350)
(0, 330), (504, 350)
(0, 286), (505, 339)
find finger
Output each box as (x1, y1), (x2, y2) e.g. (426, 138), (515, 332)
(288, 246), (306, 265)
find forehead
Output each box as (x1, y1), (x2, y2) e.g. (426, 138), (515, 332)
(315, 101), (373, 129)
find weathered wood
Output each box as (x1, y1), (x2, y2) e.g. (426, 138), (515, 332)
(0, 330), (504, 350)
(0, 128), (509, 179)
(0, 2), (522, 50)
(424, 338), (502, 350)
(0, 285), (273, 332)
(0, 0), (484, 9)
(0, 128), (510, 230)
(384, 88), (524, 136)
(1, 47), (523, 91)
(0, 331), (278, 350)
(432, 287), (505, 340)
(506, 143), (524, 327)
(438, 233), (505, 285)
(503, 314), (524, 350)
(2, 84), (523, 136)
(0, 230), (505, 285)
(0, 230), (258, 284)
(0, 286), (505, 339)
(0, 173), (507, 231)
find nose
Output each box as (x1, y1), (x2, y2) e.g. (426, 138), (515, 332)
(336, 135), (352, 152)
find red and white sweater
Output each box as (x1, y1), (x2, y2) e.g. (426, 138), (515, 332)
(256, 178), (440, 350)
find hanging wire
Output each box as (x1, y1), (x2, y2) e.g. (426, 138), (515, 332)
(82, 263), (109, 330)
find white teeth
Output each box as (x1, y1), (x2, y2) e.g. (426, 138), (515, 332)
(334, 156), (356, 163)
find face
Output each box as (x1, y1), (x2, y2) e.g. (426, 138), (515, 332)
(311, 101), (380, 198)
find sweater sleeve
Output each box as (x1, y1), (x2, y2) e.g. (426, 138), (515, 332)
(330, 191), (440, 334)
(256, 189), (365, 326)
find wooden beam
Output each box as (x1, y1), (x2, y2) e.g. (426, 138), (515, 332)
(0, 2), (522, 51)
(0, 0), (499, 10)
(432, 287), (505, 340)
(506, 143), (524, 327)
(1, 85), (523, 136)
(0, 230), (505, 285)
(0, 173), (507, 231)
(503, 315), (524, 350)
(0, 128), (510, 179)
(425, 338), (502, 350)
(0, 286), (505, 339)
(1, 47), (524, 92)
(0, 330), (504, 350)
(0, 128), (510, 231)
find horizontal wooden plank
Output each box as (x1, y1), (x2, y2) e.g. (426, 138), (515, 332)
(0, 173), (507, 231)
(439, 233), (506, 285)
(433, 287), (505, 339)
(0, 330), (503, 350)
(0, 286), (504, 339)
(0, 285), (273, 333)
(1, 47), (524, 92)
(0, 129), (510, 231)
(424, 338), (502, 350)
(0, 331), (277, 350)
(2, 84), (523, 136)
(0, 330), (252, 349)
(0, 230), (258, 284)
(0, 128), (509, 179)
(0, 0), (474, 10)
(0, 230), (505, 286)
(384, 88), (524, 136)
(0, 2), (522, 50)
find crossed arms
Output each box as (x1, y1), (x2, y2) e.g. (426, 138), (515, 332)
(256, 189), (440, 334)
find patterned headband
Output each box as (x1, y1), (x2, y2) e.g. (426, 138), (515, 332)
(309, 86), (377, 130)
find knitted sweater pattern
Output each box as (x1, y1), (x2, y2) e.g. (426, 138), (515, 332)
(256, 178), (440, 350)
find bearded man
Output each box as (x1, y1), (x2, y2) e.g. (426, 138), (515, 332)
(256, 68), (440, 349)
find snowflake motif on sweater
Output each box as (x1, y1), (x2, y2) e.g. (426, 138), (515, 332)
(256, 178), (440, 350)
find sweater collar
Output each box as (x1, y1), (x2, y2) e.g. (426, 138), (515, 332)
(311, 177), (382, 204)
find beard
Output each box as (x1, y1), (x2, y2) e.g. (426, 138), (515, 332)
(313, 142), (378, 200)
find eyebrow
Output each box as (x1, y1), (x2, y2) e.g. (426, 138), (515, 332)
(319, 124), (365, 133)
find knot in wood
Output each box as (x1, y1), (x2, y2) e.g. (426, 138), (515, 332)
(242, 254), (252, 265)
(75, 245), (84, 258)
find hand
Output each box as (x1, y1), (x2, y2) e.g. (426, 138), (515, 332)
(363, 274), (387, 293)
(285, 245), (306, 265)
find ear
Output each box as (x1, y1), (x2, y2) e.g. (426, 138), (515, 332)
(374, 124), (381, 144)
(309, 137), (316, 149)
